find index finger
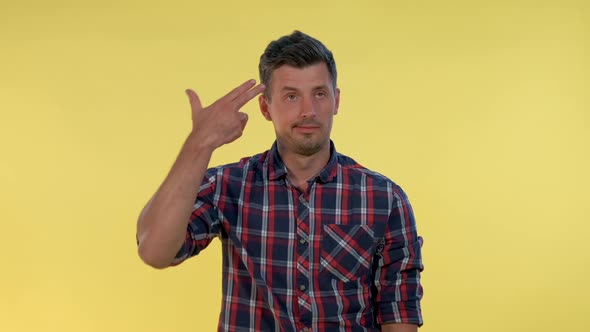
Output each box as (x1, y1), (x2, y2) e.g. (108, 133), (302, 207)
(233, 84), (266, 109)
(223, 79), (257, 102)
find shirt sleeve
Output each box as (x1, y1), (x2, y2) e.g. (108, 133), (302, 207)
(373, 184), (424, 326)
(171, 167), (223, 265)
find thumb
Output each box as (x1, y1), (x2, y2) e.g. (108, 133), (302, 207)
(185, 89), (202, 112)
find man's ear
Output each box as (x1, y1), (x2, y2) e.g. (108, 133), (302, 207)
(334, 87), (340, 115)
(259, 95), (272, 121)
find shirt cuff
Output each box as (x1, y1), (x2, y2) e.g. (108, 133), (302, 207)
(377, 300), (423, 327)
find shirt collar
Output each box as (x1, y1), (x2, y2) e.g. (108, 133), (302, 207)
(266, 140), (339, 184)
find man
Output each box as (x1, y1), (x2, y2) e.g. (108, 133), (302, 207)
(137, 31), (424, 331)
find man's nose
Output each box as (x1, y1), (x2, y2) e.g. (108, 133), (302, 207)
(301, 97), (316, 118)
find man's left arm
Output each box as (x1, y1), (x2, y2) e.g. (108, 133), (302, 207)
(381, 323), (418, 332)
(373, 184), (424, 328)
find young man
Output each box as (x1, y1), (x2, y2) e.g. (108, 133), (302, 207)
(137, 31), (424, 332)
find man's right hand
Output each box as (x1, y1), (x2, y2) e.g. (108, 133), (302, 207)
(185, 79), (265, 149)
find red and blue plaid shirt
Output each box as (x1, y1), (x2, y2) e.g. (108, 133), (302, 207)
(173, 141), (424, 331)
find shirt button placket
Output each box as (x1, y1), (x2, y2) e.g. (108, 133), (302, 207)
(296, 191), (312, 326)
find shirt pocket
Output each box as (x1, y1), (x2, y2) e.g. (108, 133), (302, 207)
(319, 224), (375, 283)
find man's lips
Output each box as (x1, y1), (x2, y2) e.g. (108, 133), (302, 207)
(294, 126), (320, 135)
(294, 122), (321, 129)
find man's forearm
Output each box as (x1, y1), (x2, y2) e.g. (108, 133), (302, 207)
(381, 323), (418, 332)
(136, 135), (214, 268)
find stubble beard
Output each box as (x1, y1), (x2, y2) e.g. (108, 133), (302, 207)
(292, 135), (324, 156)
(277, 120), (332, 157)
(279, 130), (327, 157)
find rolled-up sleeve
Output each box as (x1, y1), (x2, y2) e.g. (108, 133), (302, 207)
(171, 168), (222, 265)
(374, 185), (424, 326)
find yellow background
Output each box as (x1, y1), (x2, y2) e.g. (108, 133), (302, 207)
(1, 0), (588, 331)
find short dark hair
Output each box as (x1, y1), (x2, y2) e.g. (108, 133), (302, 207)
(259, 30), (337, 100)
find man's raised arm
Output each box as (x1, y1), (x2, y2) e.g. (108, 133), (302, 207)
(136, 79), (264, 268)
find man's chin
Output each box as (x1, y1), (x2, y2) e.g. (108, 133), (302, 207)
(293, 139), (325, 156)
(277, 135), (328, 156)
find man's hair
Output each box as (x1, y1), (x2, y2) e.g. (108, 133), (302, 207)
(259, 30), (337, 100)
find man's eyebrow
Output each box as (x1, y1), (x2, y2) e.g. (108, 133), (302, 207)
(312, 84), (330, 91)
(280, 86), (300, 92)
(280, 85), (330, 92)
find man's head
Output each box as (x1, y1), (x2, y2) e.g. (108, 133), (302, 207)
(259, 30), (337, 101)
(258, 31), (340, 157)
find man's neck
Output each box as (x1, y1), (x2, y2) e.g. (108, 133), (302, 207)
(278, 142), (331, 192)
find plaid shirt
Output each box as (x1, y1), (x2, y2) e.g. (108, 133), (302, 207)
(174, 141), (424, 331)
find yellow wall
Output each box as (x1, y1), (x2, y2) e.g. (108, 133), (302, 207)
(1, 0), (588, 331)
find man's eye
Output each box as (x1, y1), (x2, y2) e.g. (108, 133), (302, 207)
(316, 91), (326, 98)
(286, 94), (297, 101)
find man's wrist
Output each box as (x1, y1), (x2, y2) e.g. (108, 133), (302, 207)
(185, 131), (217, 154)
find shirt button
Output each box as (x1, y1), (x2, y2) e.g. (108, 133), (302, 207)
(299, 237), (306, 244)
(302, 328), (309, 332)
(299, 284), (306, 291)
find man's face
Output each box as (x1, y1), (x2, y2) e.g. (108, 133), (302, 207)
(259, 63), (340, 157)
